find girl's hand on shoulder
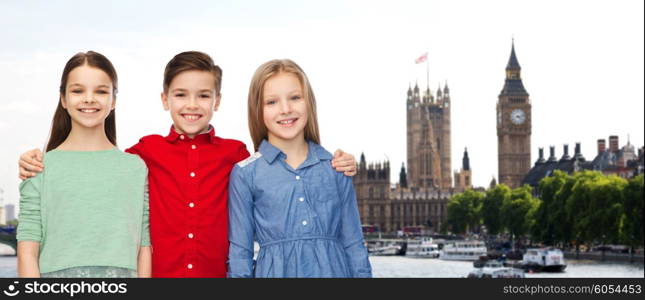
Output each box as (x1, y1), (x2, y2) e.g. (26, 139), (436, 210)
(332, 149), (357, 176)
(19, 148), (44, 180)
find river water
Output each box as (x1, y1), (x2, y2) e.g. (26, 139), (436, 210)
(1, 255), (642, 278)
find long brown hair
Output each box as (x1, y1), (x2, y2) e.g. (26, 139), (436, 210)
(46, 51), (118, 152)
(247, 59), (320, 151)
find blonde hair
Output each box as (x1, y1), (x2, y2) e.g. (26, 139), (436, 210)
(247, 59), (320, 151)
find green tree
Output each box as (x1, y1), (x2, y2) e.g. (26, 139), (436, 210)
(482, 184), (510, 235)
(622, 174), (644, 257)
(566, 171), (610, 251)
(446, 189), (484, 234)
(537, 170), (577, 247)
(501, 185), (539, 247)
(588, 175), (626, 246)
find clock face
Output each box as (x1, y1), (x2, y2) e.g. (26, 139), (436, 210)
(511, 109), (526, 125)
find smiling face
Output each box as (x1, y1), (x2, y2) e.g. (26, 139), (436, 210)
(61, 64), (115, 130)
(262, 72), (308, 146)
(161, 70), (221, 138)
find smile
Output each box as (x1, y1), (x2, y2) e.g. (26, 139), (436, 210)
(277, 118), (298, 127)
(181, 113), (203, 122)
(78, 108), (100, 113)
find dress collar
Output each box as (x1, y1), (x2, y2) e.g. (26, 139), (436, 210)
(258, 139), (332, 167)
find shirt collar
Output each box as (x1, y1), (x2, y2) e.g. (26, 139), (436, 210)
(165, 125), (217, 144)
(259, 139), (332, 166)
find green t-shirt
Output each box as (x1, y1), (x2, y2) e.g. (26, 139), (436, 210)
(17, 147), (150, 273)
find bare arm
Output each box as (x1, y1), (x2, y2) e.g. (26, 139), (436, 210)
(137, 246), (152, 278)
(17, 241), (40, 278)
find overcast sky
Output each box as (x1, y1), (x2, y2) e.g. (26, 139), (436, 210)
(0, 0), (643, 210)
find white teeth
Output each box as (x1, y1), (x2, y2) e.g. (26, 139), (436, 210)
(80, 109), (98, 113)
(278, 119), (295, 124)
(183, 114), (200, 121)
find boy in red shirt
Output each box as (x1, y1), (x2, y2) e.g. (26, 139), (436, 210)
(18, 51), (357, 277)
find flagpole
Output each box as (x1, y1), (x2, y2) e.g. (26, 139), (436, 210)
(426, 57), (429, 94)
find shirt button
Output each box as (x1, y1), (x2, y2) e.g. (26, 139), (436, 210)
(187, 264), (193, 269)
(296, 175), (301, 180)
(302, 220), (308, 226)
(188, 233), (194, 239)
(189, 202), (195, 208)
(191, 145), (197, 150)
(298, 197), (304, 202)
(190, 172), (196, 178)
(180, 135), (185, 140)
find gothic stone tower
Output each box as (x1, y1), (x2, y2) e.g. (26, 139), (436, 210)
(497, 41), (532, 188)
(354, 153), (391, 231)
(406, 83), (452, 190)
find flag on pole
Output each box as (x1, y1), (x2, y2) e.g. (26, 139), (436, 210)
(414, 52), (428, 64)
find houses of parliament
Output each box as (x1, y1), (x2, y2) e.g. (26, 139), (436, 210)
(354, 42), (531, 233)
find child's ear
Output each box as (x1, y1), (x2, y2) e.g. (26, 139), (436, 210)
(161, 92), (170, 111)
(111, 96), (117, 110)
(213, 93), (222, 112)
(60, 94), (67, 109)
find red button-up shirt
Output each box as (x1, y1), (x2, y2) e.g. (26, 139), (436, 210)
(126, 126), (249, 277)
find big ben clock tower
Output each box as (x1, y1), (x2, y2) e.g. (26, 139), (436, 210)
(497, 40), (531, 188)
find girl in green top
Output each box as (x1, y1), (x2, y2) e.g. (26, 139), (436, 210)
(17, 51), (151, 278)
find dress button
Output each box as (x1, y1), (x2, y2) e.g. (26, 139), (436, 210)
(296, 175), (301, 180)
(190, 172), (196, 178)
(299, 197), (304, 202)
(189, 202), (195, 208)
(187, 264), (193, 269)
(188, 233), (194, 239)
(180, 135), (185, 140)
(302, 220), (308, 226)
(192, 145), (197, 150)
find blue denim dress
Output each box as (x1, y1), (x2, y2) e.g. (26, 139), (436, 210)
(227, 140), (372, 278)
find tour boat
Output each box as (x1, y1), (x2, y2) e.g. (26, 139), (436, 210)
(439, 240), (488, 261)
(520, 248), (567, 272)
(406, 237), (440, 258)
(467, 261), (525, 278)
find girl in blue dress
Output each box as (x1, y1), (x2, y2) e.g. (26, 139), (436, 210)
(227, 59), (372, 278)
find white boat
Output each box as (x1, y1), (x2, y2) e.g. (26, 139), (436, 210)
(406, 237), (440, 258)
(440, 240), (488, 261)
(467, 261), (525, 278)
(521, 248), (567, 272)
(367, 239), (403, 256)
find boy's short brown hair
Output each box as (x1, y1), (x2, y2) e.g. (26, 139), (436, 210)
(163, 51), (222, 94)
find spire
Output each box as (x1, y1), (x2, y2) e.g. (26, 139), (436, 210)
(407, 84), (412, 96)
(489, 176), (497, 189)
(462, 147), (470, 171)
(443, 81), (449, 94)
(399, 163), (408, 188)
(506, 39), (521, 70)
(436, 83), (442, 98)
(500, 39), (527, 95)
